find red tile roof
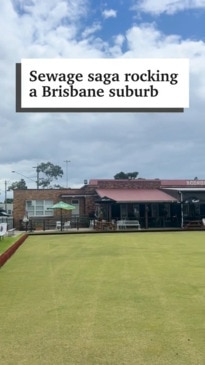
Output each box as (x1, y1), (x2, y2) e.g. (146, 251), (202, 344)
(96, 189), (178, 203)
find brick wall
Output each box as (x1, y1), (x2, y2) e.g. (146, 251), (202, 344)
(97, 179), (161, 189)
(13, 187), (98, 225)
(14, 189), (70, 224)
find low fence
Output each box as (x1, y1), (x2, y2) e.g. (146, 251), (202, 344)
(16, 215), (91, 231)
(0, 217), (14, 229)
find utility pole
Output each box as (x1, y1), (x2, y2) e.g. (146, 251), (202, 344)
(5, 180), (7, 213)
(33, 166), (40, 189)
(64, 160), (71, 188)
(36, 166), (40, 189)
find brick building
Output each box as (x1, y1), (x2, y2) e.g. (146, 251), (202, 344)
(13, 178), (205, 229)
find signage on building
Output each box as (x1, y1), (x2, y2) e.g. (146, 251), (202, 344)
(186, 180), (205, 185)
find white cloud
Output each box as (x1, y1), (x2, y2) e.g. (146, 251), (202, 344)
(102, 9), (117, 19)
(123, 24), (205, 101)
(1, 1), (205, 200)
(82, 22), (101, 38)
(109, 34), (125, 57)
(133, 0), (205, 15)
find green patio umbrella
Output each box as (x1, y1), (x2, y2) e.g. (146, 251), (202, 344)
(50, 201), (76, 231)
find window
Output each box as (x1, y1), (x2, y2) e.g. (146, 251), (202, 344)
(120, 204), (127, 219)
(71, 199), (79, 216)
(26, 200), (53, 217)
(133, 204), (140, 218)
(151, 204), (158, 218)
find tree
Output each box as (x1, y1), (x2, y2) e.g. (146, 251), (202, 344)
(37, 162), (64, 188)
(53, 184), (66, 189)
(114, 171), (139, 180)
(8, 179), (27, 190)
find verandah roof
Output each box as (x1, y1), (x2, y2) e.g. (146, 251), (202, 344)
(96, 189), (178, 203)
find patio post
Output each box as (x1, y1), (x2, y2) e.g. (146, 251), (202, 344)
(180, 191), (184, 228)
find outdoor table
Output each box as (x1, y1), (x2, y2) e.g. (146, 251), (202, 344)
(95, 221), (116, 231)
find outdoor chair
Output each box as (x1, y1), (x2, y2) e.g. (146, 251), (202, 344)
(56, 221), (61, 230)
(64, 221), (71, 230)
(89, 220), (97, 228)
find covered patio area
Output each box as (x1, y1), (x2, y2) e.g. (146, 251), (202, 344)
(95, 188), (180, 229)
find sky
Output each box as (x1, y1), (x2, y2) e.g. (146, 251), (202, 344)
(0, 0), (205, 200)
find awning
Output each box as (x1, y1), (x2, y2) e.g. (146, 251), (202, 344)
(163, 188), (205, 191)
(96, 189), (178, 203)
(0, 209), (8, 217)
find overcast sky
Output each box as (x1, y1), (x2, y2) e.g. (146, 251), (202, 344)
(0, 0), (205, 200)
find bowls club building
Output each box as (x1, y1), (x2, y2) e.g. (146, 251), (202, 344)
(13, 178), (205, 229)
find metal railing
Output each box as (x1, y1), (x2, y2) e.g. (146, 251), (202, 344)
(0, 217), (14, 229)
(17, 215), (91, 231)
